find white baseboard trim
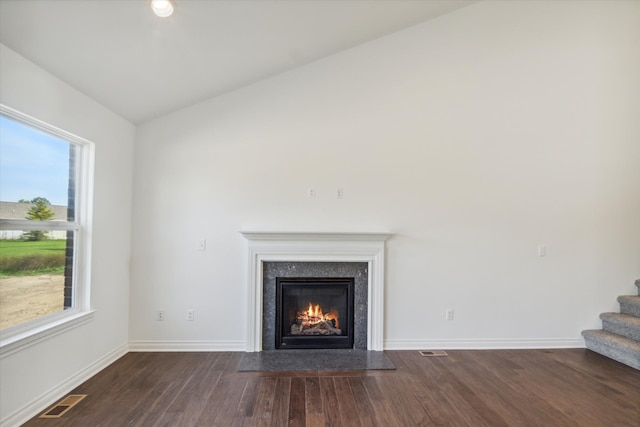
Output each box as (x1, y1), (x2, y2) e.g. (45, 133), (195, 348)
(130, 338), (585, 352)
(1, 342), (128, 427)
(128, 340), (245, 352)
(384, 338), (586, 350)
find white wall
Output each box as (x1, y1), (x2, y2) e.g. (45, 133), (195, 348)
(0, 44), (135, 425)
(130, 1), (640, 350)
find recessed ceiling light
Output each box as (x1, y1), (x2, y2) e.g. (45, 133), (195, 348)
(151, 0), (174, 18)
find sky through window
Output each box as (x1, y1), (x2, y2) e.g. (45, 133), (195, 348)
(0, 116), (70, 206)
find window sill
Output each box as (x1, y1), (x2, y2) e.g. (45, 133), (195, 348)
(0, 310), (95, 358)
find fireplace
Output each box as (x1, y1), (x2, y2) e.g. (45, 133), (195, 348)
(240, 231), (392, 352)
(276, 277), (354, 349)
(263, 262), (367, 350)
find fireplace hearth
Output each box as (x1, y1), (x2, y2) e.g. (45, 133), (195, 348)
(276, 277), (354, 349)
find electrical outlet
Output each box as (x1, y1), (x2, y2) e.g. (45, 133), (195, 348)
(156, 310), (165, 321)
(197, 239), (206, 251)
(186, 309), (195, 321)
(446, 309), (454, 321)
(336, 188), (344, 199)
(308, 188), (316, 198)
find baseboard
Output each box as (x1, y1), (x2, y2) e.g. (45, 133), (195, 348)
(129, 339), (585, 352)
(384, 338), (586, 350)
(0, 342), (128, 427)
(128, 340), (245, 352)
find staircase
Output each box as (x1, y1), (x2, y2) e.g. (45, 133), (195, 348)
(582, 279), (640, 370)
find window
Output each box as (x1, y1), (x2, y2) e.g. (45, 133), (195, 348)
(0, 105), (94, 354)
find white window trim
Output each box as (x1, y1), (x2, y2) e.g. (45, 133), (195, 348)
(0, 104), (95, 358)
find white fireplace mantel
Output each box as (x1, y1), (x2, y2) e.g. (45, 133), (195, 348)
(240, 231), (392, 352)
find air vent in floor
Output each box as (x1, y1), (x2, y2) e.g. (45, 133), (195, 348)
(39, 394), (87, 419)
(419, 350), (448, 357)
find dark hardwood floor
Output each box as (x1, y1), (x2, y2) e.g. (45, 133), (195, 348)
(24, 349), (640, 426)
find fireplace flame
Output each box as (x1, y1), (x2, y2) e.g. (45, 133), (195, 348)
(291, 302), (341, 335)
(307, 303), (321, 319)
(302, 302), (338, 328)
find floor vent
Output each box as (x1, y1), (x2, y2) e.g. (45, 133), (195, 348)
(419, 350), (448, 357)
(39, 394), (87, 419)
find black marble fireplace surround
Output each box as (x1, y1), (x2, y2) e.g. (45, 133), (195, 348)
(262, 262), (368, 351)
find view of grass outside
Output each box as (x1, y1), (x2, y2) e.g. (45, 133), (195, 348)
(0, 239), (66, 275)
(0, 237), (67, 330)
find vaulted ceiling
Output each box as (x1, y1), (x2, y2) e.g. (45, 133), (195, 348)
(0, 0), (476, 124)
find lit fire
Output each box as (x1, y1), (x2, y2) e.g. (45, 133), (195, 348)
(291, 302), (341, 335)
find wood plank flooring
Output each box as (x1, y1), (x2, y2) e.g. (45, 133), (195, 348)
(23, 349), (640, 426)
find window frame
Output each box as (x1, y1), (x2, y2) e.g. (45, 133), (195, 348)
(0, 104), (95, 358)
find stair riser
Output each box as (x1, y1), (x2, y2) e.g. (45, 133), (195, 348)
(619, 302), (640, 318)
(584, 336), (640, 370)
(602, 320), (640, 341)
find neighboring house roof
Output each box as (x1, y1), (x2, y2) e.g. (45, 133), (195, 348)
(0, 201), (68, 221)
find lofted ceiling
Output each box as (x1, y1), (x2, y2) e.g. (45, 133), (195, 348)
(0, 0), (476, 124)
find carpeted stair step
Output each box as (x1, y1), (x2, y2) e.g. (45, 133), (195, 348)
(600, 312), (640, 341)
(618, 295), (640, 317)
(582, 329), (640, 370)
